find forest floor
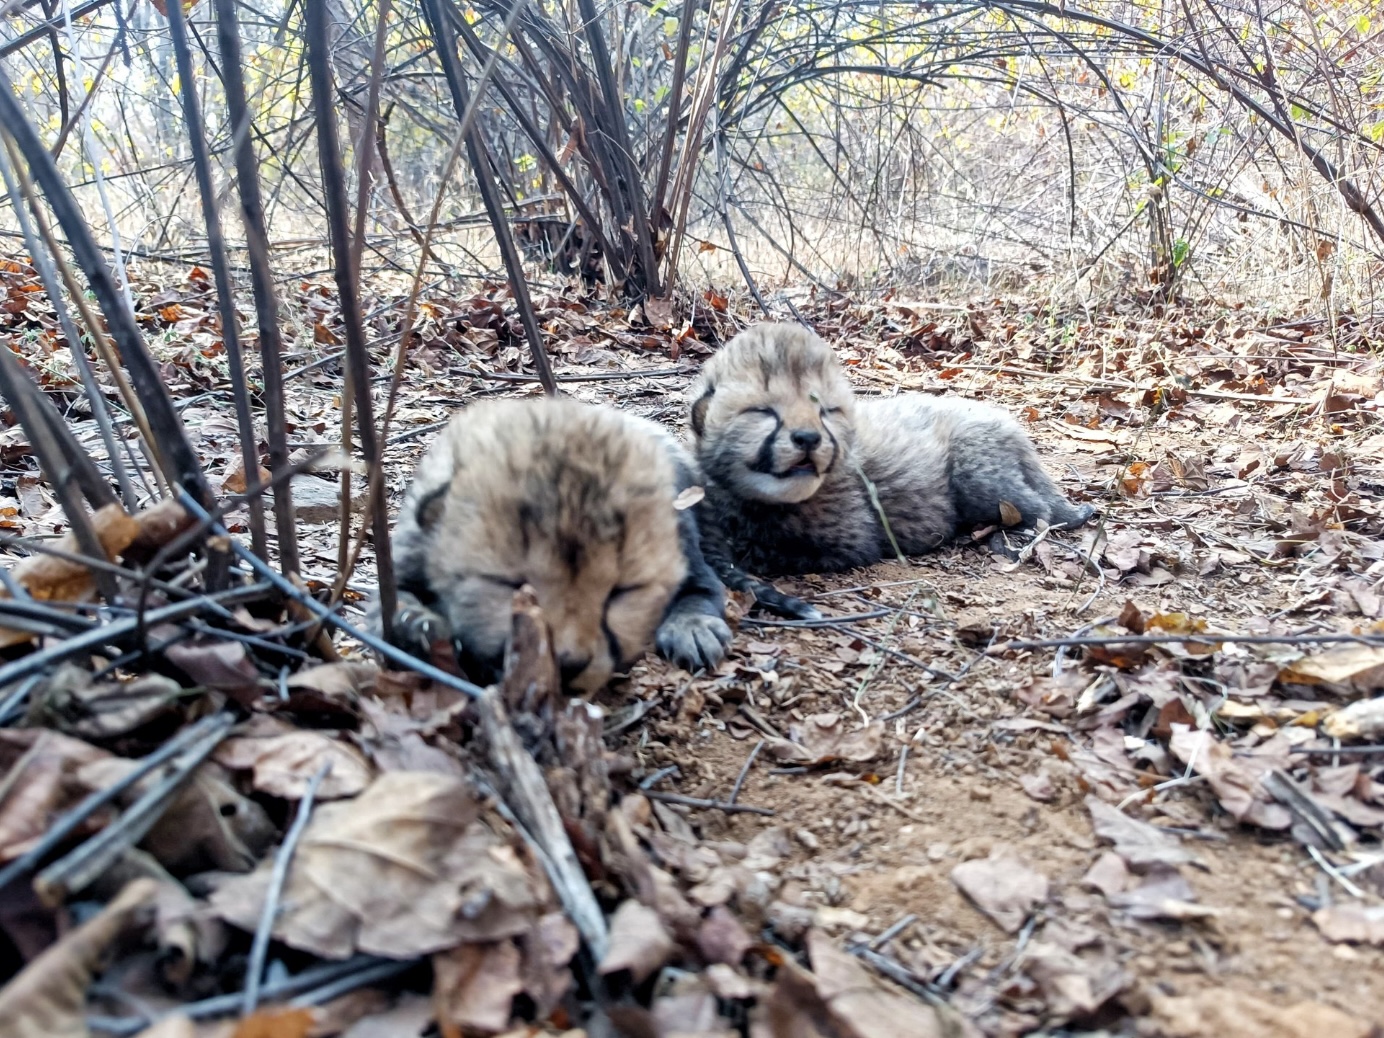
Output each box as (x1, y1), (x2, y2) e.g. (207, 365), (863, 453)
(3, 264), (1384, 1037)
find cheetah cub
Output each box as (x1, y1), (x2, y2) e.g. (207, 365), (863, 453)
(379, 398), (731, 693)
(689, 323), (1094, 601)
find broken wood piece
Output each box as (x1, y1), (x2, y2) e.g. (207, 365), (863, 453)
(476, 686), (609, 959)
(502, 585), (559, 718)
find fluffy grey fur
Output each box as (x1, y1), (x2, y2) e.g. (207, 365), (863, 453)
(689, 323), (1095, 591)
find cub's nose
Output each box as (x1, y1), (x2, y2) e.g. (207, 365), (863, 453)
(790, 429), (822, 451)
(558, 654), (591, 686)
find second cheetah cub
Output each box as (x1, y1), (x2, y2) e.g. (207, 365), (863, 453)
(689, 323), (1094, 598)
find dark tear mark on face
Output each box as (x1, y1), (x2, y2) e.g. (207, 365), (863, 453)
(416, 483), (448, 532)
(748, 412), (785, 474)
(560, 535), (584, 575)
(691, 387), (714, 437)
(518, 501), (539, 555)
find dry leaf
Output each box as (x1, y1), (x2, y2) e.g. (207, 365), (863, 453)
(231, 1007), (314, 1038)
(767, 714), (883, 765)
(163, 637), (263, 703)
(434, 940), (523, 1036)
(597, 899), (674, 983)
(799, 929), (943, 1038)
(1312, 903), (1384, 944)
(339, 995), (433, 1038)
(1322, 697), (1384, 741)
(1280, 646), (1384, 692)
(26, 666), (186, 741)
(0, 878), (158, 1038)
(950, 852), (1049, 933)
(1085, 796), (1199, 870)
(1168, 725), (1291, 829)
(0, 503), (141, 647)
(1109, 866), (1217, 921)
(697, 905), (753, 965)
(0, 729), (111, 862)
(212, 772), (546, 958)
(998, 500), (1022, 526)
(213, 729), (372, 800)
(1022, 940), (1128, 1020)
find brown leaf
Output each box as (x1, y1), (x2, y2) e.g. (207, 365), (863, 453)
(520, 911), (578, 1018)
(950, 852), (1048, 933)
(1085, 795), (1199, 870)
(433, 940), (523, 1036)
(768, 713), (883, 765)
(998, 500), (1022, 526)
(0, 729), (110, 862)
(231, 1008), (314, 1038)
(1022, 940), (1128, 1021)
(1109, 866), (1216, 920)
(1168, 725), (1291, 829)
(1312, 903), (1384, 945)
(1322, 697), (1384, 741)
(0, 503), (141, 647)
(212, 772), (545, 959)
(799, 930), (943, 1038)
(697, 904), (753, 965)
(27, 666), (186, 741)
(1280, 645), (1384, 693)
(0, 878), (158, 1038)
(597, 899), (674, 983)
(163, 636), (263, 703)
(214, 727), (373, 800)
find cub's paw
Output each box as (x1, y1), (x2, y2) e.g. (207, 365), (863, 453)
(393, 602), (451, 659)
(1060, 503), (1097, 528)
(985, 528), (1026, 561)
(750, 581), (822, 621)
(656, 613), (733, 673)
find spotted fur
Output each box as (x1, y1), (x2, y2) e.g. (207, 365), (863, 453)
(377, 398), (730, 693)
(689, 323), (1094, 589)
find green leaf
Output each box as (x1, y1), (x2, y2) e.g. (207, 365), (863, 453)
(1171, 239), (1190, 267)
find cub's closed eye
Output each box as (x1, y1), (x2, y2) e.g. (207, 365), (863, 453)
(608, 583), (648, 599)
(741, 406), (778, 418)
(474, 574), (524, 589)
(821, 406), (843, 415)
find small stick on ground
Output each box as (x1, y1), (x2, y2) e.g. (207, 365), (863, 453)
(645, 791), (775, 816)
(243, 759), (333, 1017)
(639, 765), (680, 790)
(743, 608), (892, 629)
(895, 745), (909, 795)
(998, 631), (1384, 651)
(870, 913), (918, 950)
(727, 739), (764, 805)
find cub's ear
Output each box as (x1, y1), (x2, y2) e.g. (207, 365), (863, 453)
(690, 386), (713, 437)
(415, 484), (448, 531)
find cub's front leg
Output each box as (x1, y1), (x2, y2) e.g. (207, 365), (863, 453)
(655, 497), (733, 672)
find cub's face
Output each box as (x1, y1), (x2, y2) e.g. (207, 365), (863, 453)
(690, 324), (855, 505)
(413, 403), (687, 694)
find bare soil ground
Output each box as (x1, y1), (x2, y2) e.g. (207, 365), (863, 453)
(4, 268), (1384, 1036)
